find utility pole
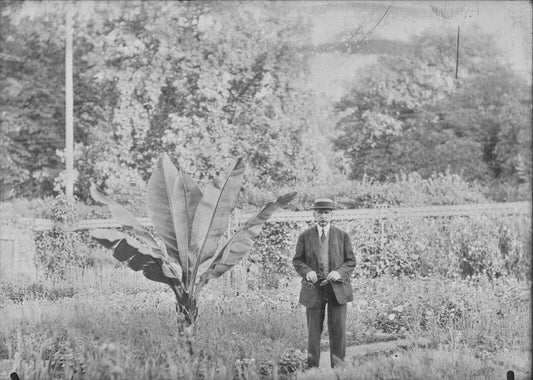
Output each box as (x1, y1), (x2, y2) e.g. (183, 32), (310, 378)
(65, 5), (74, 202)
(455, 25), (460, 79)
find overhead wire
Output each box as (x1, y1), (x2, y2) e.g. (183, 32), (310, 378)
(3, 139), (67, 147)
(325, 3), (393, 74)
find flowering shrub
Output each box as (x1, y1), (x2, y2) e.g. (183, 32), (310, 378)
(375, 305), (410, 334)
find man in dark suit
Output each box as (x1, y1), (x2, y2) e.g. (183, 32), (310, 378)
(293, 198), (356, 368)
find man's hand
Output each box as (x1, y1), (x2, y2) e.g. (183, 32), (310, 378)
(306, 270), (318, 282)
(326, 270), (342, 282)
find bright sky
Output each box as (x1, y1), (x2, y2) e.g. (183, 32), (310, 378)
(300, 1), (532, 99)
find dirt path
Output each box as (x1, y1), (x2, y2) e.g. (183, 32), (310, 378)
(318, 337), (431, 369)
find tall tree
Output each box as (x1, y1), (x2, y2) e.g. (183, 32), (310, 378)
(76, 2), (330, 203)
(437, 66), (531, 180)
(0, 3), (66, 199)
(0, 2), (106, 201)
(1, 2), (333, 202)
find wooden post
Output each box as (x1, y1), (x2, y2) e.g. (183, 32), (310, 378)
(65, 5), (74, 202)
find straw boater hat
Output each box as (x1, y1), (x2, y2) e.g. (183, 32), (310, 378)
(311, 198), (335, 210)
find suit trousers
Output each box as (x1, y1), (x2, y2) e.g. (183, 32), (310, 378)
(305, 283), (347, 368)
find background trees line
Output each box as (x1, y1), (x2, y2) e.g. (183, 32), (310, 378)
(1, 1), (531, 205)
(334, 31), (532, 184)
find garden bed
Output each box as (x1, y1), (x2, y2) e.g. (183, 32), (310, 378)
(1, 272), (530, 379)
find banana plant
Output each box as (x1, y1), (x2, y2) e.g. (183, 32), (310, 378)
(89, 153), (296, 326)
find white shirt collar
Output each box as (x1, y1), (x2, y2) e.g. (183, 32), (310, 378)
(316, 223), (331, 236)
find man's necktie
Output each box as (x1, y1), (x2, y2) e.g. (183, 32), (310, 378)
(320, 229), (326, 244)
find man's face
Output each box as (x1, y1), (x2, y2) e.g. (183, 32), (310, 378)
(314, 210), (332, 227)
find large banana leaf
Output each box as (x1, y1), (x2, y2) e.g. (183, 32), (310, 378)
(172, 170), (203, 282)
(143, 261), (182, 292)
(90, 228), (183, 288)
(90, 185), (160, 251)
(189, 158), (245, 289)
(196, 191), (297, 290)
(146, 154), (179, 260)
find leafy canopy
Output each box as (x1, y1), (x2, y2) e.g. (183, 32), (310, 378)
(334, 28), (531, 183)
(0, 2), (331, 202)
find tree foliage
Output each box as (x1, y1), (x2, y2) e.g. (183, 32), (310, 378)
(0, 2), (331, 201)
(334, 28), (531, 184)
(2, 3), (530, 202)
(0, 2), (66, 199)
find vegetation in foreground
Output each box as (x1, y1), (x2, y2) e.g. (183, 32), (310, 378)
(1, 173), (530, 379)
(1, 271), (530, 379)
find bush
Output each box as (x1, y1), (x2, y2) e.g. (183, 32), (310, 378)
(248, 222), (301, 289)
(0, 197), (53, 223)
(34, 195), (97, 280)
(242, 212), (530, 287)
(242, 171), (489, 212)
(0, 280), (77, 303)
(483, 178), (532, 203)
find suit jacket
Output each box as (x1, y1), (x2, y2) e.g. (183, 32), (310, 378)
(293, 225), (356, 307)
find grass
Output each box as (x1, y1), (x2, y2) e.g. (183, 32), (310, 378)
(0, 268), (531, 379)
(300, 348), (531, 380)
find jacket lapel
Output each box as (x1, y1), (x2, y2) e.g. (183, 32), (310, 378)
(311, 226), (321, 264)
